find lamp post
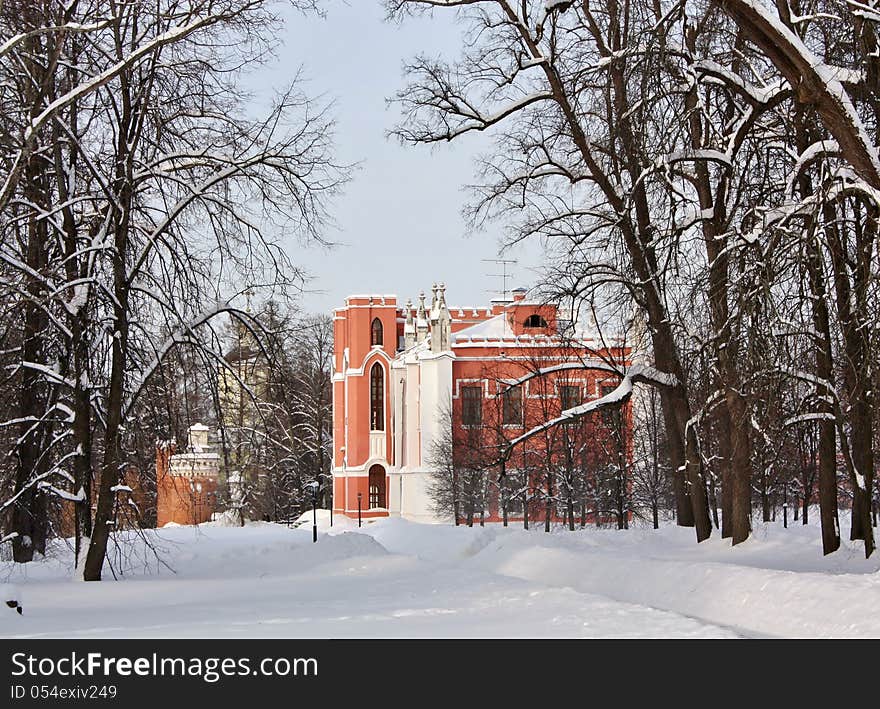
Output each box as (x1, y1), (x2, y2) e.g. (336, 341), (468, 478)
(306, 480), (319, 543)
(312, 493), (317, 543)
(357, 491), (362, 528)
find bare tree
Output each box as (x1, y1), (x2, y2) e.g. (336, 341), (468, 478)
(0, 0), (347, 577)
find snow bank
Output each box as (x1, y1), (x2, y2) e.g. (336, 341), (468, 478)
(291, 508), (335, 529)
(474, 538), (880, 638)
(357, 517), (500, 563)
(2, 514), (877, 638)
(359, 517), (880, 638)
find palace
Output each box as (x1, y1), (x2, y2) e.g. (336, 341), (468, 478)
(332, 285), (632, 524)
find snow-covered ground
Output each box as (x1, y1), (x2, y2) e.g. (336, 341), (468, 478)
(1, 513), (878, 638)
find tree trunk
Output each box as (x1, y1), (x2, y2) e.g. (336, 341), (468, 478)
(796, 108), (840, 555)
(83, 53), (136, 579)
(824, 203), (874, 557)
(531, 26), (703, 534)
(683, 48), (746, 543)
(544, 467), (552, 533)
(811, 270), (839, 553)
(452, 466), (460, 526)
(709, 473), (720, 531)
(728, 390), (752, 544)
(11, 142), (52, 563)
(83, 306), (127, 580)
(783, 483), (788, 529)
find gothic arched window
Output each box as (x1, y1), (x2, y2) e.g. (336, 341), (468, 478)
(371, 317), (384, 346)
(370, 362), (384, 431)
(368, 464), (386, 508)
(524, 314), (548, 328)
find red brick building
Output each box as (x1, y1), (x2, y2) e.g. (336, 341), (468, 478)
(156, 424), (221, 527)
(332, 285), (632, 524)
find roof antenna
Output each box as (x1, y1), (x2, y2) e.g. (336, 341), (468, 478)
(482, 258), (518, 301)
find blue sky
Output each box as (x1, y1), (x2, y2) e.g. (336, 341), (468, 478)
(249, 0), (545, 315)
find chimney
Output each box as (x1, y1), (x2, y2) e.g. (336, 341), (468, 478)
(512, 287), (528, 302)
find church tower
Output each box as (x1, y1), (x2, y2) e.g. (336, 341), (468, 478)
(332, 294), (397, 519)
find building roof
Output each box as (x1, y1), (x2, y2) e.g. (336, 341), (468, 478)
(452, 313), (515, 342)
(224, 343), (261, 364)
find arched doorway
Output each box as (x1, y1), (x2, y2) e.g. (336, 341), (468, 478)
(368, 464), (386, 509)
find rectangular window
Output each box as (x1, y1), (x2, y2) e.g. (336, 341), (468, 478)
(502, 386), (523, 426)
(461, 385), (482, 426)
(559, 385), (581, 411)
(600, 383), (617, 426)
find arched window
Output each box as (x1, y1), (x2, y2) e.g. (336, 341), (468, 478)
(371, 317), (383, 346)
(370, 362), (384, 431)
(524, 314), (548, 328)
(368, 465), (386, 508)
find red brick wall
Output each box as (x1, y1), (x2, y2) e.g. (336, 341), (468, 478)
(156, 442), (219, 526)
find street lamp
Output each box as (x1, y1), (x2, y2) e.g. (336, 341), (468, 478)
(357, 491), (362, 528)
(305, 480), (319, 543)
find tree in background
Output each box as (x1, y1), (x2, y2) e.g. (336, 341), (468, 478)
(217, 302), (333, 524)
(0, 0), (346, 577)
(388, 0), (880, 557)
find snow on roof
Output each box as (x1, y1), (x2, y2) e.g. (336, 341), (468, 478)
(452, 314), (515, 342)
(451, 312), (604, 347)
(450, 305), (492, 316)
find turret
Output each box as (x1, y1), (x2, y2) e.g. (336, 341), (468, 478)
(188, 423), (210, 452)
(430, 282), (452, 353)
(404, 298), (415, 349)
(416, 291), (429, 343)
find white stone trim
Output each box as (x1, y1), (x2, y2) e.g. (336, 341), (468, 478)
(452, 377), (489, 399)
(345, 348), (393, 377)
